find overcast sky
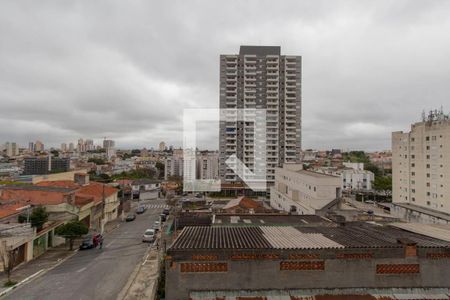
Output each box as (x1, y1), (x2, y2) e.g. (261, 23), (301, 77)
(1, 0), (450, 151)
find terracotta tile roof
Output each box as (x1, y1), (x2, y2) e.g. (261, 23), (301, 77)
(0, 188), (71, 205)
(36, 180), (117, 203)
(0, 202), (25, 219)
(35, 180), (79, 189)
(74, 194), (94, 207)
(223, 197), (262, 210)
(0, 181), (117, 209)
(77, 182), (117, 203)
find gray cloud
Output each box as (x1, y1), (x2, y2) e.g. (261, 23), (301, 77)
(1, 0), (450, 150)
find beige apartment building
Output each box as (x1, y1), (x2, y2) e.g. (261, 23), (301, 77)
(392, 110), (450, 223)
(270, 164), (341, 214)
(219, 46), (302, 187)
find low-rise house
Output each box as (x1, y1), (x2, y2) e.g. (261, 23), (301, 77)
(314, 166), (375, 191)
(131, 179), (160, 200)
(35, 173), (119, 228)
(0, 219), (65, 271)
(0, 173), (119, 232)
(221, 197), (266, 214)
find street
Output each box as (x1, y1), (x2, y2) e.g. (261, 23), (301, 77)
(5, 199), (167, 300)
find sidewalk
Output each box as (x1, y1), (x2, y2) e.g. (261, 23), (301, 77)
(118, 247), (160, 300)
(0, 243), (78, 296)
(104, 217), (122, 234)
(0, 219), (123, 296)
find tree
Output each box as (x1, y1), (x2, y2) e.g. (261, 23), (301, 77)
(88, 158), (106, 165)
(373, 176), (392, 192)
(50, 150), (59, 157)
(55, 221), (89, 250)
(155, 161), (165, 179)
(30, 206), (48, 231)
(365, 162), (381, 177)
(18, 206), (48, 231)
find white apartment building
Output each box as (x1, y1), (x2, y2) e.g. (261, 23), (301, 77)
(270, 164), (341, 215)
(219, 46), (302, 187)
(198, 151), (219, 180)
(164, 150), (219, 181)
(343, 162), (364, 171)
(315, 166), (374, 191)
(165, 150), (184, 180)
(5, 142), (19, 157)
(159, 141), (166, 152)
(34, 140), (44, 152)
(392, 109), (450, 223)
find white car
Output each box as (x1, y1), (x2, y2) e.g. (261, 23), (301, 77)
(153, 221), (161, 232)
(142, 229), (156, 243)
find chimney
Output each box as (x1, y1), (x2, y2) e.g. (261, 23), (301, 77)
(74, 173), (90, 186)
(397, 238), (417, 257)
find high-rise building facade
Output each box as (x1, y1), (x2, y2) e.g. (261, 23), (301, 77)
(392, 109), (450, 216)
(23, 156), (70, 175)
(164, 149), (184, 180)
(219, 46), (302, 186)
(34, 140), (44, 152)
(5, 142), (19, 157)
(103, 139), (115, 149)
(159, 141), (166, 152)
(197, 151), (219, 180)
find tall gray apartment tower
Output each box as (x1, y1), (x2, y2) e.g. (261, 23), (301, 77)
(219, 46), (302, 187)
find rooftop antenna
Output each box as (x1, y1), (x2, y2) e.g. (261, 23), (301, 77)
(421, 110), (426, 122)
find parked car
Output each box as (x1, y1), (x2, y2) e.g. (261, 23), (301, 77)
(153, 221), (160, 231)
(79, 235), (95, 250)
(142, 229), (156, 243)
(136, 206), (145, 214)
(162, 208), (170, 216)
(195, 193), (203, 198)
(126, 213), (136, 222)
(160, 214), (167, 222)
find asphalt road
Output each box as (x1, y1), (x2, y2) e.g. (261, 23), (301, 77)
(6, 199), (167, 300)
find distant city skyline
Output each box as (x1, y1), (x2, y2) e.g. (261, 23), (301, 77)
(2, 1), (450, 151)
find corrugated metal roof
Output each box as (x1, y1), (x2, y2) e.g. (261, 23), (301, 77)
(297, 223), (450, 248)
(260, 226), (344, 249)
(170, 222), (450, 250)
(389, 223), (450, 242)
(171, 226), (271, 249)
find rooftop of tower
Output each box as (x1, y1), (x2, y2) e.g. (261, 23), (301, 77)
(239, 45), (281, 56)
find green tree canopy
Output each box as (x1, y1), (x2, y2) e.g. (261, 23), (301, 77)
(19, 206), (49, 231)
(88, 158), (106, 165)
(56, 221), (89, 250)
(373, 176), (392, 191)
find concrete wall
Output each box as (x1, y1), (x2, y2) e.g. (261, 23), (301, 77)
(31, 169), (88, 184)
(270, 165), (341, 214)
(391, 204), (450, 225)
(166, 248), (450, 300)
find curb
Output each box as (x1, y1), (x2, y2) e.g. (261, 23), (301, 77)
(0, 248), (79, 299)
(0, 269), (45, 298)
(116, 242), (159, 300)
